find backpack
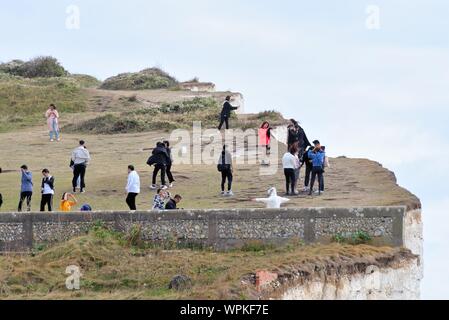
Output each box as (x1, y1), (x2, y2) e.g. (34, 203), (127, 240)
(217, 151), (231, 172)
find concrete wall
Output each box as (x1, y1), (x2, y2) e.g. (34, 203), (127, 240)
(0, 206), (406, 252)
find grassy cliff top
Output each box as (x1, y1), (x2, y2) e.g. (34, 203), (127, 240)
(0, 224), (413, 300)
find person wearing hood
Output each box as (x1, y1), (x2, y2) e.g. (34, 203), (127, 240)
(218, 96), (239, 130)
(71, 140), (91, 193)
(147, 142), (170, 189)
(18, 165), (33, 212)
(252, 187), (290, 209)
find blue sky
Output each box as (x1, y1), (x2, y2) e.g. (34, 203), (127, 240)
(1, 0), (448, 299)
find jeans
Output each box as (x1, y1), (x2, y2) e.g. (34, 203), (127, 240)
(284, 168), (296, 194)
(221, 169), (233, 192)
(152, 164), (166, 186)
(126, 193), (138, 210)
(304, 165), (312, 187)
(40, 194), (53, 212)
(309, 166), (324, 194)
(18, 191), (33, 212)
(49, 119), (59, 140)
(73, 164), (86, 190)
(218, 116), (229, 130)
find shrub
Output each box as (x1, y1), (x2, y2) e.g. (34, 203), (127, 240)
(1, 56), (68, 78)
(101, 68), (178, 90)
(332, 231), (372, 245)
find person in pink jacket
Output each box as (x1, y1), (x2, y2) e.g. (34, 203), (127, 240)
(258, 121), (272, 155)
(45, 104), (60, 142)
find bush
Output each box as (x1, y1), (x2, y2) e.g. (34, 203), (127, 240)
(0, 56), (68, 78)
(332, 231), (372, 245)
(101, 68), (178, 90)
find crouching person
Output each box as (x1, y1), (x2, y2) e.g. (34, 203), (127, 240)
(165, 194), (182, 210)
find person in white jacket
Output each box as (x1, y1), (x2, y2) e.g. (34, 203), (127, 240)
(252, 187), (290, 209)
(282, 145), (300, 195)
(126, 165), (140, 211)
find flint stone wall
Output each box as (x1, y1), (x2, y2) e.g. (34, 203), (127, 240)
(0, 207), (405, 252)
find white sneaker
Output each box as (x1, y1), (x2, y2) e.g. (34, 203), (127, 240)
(50, 139), (54, 142)
(221, 191), (226, 196)
(303, 187), (310, 192)
(161, 185), (168, 190)
(227, 191), (234, 197)
(150, 184), (158, 190)
(169, 183), (174, 188)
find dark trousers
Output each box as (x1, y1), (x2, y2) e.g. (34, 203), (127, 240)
(284, 168), (296, 194)
(166, 164), (175, 184)
(126, 193), (138, 210)
(304, 165), (313, 187)
(309, 166), (324, 194)
(18, 191), (33, 212)
(218, 116), (229, 130)
(221, 169), (233, 191)
(40, 194), (53, 212)
(152, 164), (166, 186)
(73, 164), (86, 190)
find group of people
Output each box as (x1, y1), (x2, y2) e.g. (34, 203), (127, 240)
(125, 164), (183, 211)
(283, 119), (329, 196)
(0, 98), (330, 213)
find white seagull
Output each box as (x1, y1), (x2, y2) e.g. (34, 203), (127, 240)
(253, 187), (290, 209)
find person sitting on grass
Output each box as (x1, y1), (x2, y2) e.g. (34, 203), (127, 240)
(60, 192), (77, 212)
(165, 194), (182, 210)
(152, 188), (169, 210)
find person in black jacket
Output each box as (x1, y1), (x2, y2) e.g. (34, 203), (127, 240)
(40, 169), (55, 212)
(147, 142), (170, 189)
(163, 140), (175, 188)
(165, 194), (182, 210)
(296, 125), (312, 155)
(301, 146), (314, 192)
(287, 119), (300, 149)
(218, 96), (239, 130)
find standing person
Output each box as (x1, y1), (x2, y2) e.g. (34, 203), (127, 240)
(18, 165), (33, 212)
(40, 169), (55, 212)
(301, 146), (314, 192)
(45, 104), (60, 142)
(71, 140), (91, 193)
(163, 141), (175, 188)
(126, 165), (140, 211)
(218, 96), (239, 130)
(60, 193), (77, 212)
(282, 144), (299, 195)
(217, 145), (234, 196)
(0, 167), (2, 209)
(147, 142), (170, 190)
(296, 122), (312, 155)
(258, 121), (272, 155)
(165, 194), (182, 210)
(308, 140), (326, 196)
(287, 119), (299, 149)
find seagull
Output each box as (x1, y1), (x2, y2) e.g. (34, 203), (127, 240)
(253, 187), (290, 209)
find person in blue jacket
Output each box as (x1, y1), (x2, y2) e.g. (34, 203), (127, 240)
(308, 140), (326, 196)
(18, 165), (33, 212)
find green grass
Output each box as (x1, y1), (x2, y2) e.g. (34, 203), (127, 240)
(100, 68), (178, 90)
(0, 74), (90, 132)
(0, 223), (399, 300)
